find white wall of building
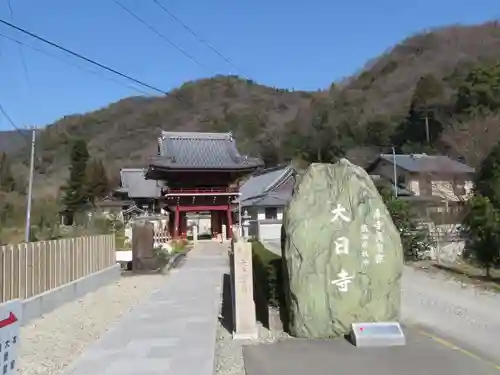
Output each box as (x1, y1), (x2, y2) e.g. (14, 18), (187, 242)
(245, 206), (284, 241)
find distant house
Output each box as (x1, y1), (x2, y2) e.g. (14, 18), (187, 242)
(112, 168), (163, 219)
(367, 153), (475, 224)
(239, 164), (295, 241)
(367, 154), (475, 201)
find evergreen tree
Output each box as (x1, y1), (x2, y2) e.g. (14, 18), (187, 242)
(456, 63), (500, 115)
(62, 138), (90, 213)
(462, 196), (500, 278)
(0, 152), (16, 192)
(392, 74), (444, 151)
(474, 141), (500, 209)
(85, 158), (110, 205)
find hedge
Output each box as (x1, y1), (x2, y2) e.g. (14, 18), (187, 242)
(251, 241), (283, 308)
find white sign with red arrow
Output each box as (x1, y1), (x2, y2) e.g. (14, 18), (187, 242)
(0, 300), (21, 375)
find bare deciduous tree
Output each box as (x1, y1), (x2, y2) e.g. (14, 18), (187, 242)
(440, 112), (500, 168)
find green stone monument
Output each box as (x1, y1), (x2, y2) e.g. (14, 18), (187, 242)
(282, 160), (403, 339)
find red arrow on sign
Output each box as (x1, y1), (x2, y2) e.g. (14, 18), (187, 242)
(0, 312), (18, 329)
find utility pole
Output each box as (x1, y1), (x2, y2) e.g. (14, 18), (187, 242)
(24, 127), (36, 243)
(425, 115), (430, 144)
(392, 146), (398, 197)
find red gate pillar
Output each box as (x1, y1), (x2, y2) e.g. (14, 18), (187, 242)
(174, 206), (180, 239)
(180, 211), (187, 238)
(227, 206), (233, 239)
(210, 210), (215, 238)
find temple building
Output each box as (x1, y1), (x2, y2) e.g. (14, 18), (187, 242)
(145, 131), (263, 239)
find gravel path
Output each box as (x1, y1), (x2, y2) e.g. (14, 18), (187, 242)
(17, 273), (169, 375)
(401, 266), (500, 362)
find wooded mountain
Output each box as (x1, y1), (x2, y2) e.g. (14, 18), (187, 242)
(2, 21), (500, 192)
(0, 129), (31, 154)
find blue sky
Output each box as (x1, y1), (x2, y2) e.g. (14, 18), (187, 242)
(0, 0), (497, 130)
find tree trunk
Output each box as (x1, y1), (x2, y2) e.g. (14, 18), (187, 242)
(485, 266), (491, 279)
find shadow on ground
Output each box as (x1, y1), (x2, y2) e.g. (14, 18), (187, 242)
(219, 273), (234, 333)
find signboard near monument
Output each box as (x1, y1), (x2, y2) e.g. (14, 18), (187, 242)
(0, 300), (21, 375)
(350, 322), (406, 347)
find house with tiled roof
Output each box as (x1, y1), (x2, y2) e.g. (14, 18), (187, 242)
(368, 154), (475, 202)
(238, 164), (296, 241)
(111, 168), (163, 219)
(368, 153), (475, 224)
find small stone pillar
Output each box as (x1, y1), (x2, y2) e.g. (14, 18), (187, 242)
(192, 225), (198, 242)
(222, 224), (227, 242)
(231, 238), (258, 340)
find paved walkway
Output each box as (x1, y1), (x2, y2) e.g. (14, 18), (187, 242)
(63, 242), (229, 375)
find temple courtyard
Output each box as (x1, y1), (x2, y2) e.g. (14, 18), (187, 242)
(14, 241), (499, 375)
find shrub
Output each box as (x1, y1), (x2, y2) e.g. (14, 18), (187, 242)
(251, 241), (283, 308)
(172, 238), (189, 254)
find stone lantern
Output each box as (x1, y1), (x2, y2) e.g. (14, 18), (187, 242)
(242, 209), (251, 240)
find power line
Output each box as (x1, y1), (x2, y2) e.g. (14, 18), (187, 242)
(6, 0), (30, 85)
(0, 101), (29, 145)
(0, 18), (168, 95)
(0, 32), (150, 96)
(113, 0), (212, 74)
(151, 0), (246, 77)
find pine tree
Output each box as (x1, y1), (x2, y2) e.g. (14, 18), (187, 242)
(0, 152), (16, 192)
(62, 139), (90, 213)
(85, 158), (110, 205)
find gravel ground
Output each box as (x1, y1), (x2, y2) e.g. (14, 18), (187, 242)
(402, 265), (500, 362)
(17, 273), (169, 375)
(215, 315), (291, 375)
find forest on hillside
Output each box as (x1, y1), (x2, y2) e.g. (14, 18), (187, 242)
(2, 21), (500, 243)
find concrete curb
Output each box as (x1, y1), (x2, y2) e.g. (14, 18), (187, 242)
(164, 252), (186, 272)
(21, 263), (121, 326)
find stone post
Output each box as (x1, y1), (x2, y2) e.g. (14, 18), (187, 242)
(192, 225), (198, 243)
(222, 224), (227, 242)
(231, 236), (258, 340)
(132, 220), (157, 272)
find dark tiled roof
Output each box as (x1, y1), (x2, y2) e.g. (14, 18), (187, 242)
(378, 154), (475, 174)
(120, 168), (161, 198)
(150, 131), (263, 170)
(242, 191), (292, 208)
(239, 164), (294, 207)
(240, 165), (292, 201)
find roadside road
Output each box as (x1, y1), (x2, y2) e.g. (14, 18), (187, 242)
(402, 266), (500, 363)
(264, 240), (500, 362)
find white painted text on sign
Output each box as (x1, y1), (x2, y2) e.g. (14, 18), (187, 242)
(331, 269), (354, 292)
(335, 237), (349, 255)
(331, 204), (351, 223)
